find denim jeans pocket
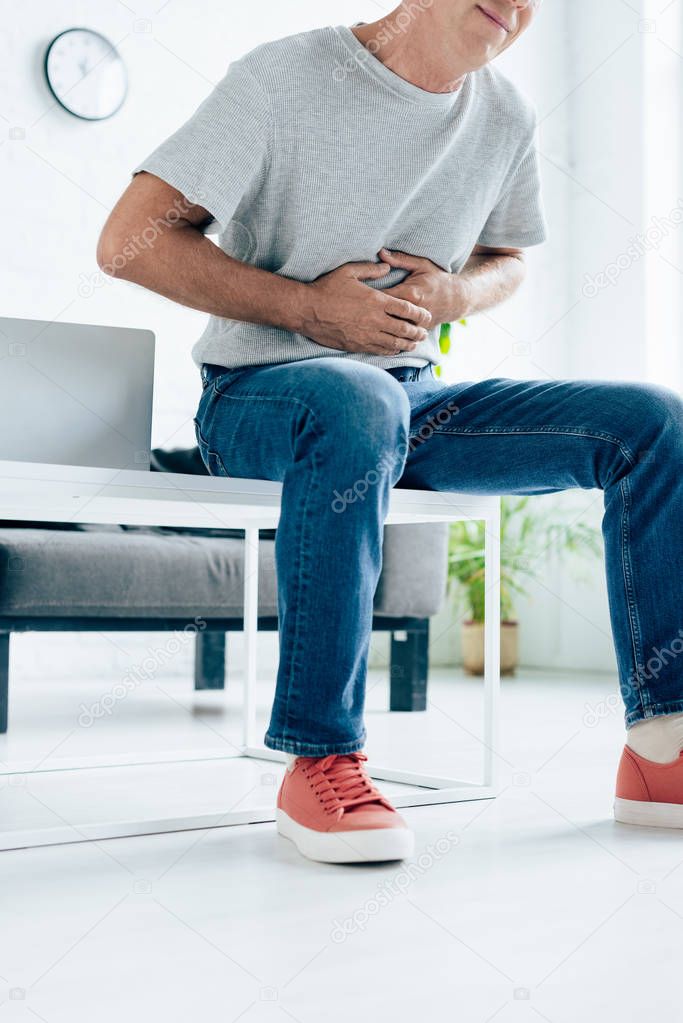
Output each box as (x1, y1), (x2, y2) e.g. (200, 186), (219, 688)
(202, 366), (247, 394)
(193, 416), (228, 477)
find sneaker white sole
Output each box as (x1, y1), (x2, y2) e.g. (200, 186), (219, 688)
(614, 797), (683, 829)
(276, 809), (415, 863)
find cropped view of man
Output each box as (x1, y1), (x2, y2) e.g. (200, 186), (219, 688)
(99, 0), (683, 863)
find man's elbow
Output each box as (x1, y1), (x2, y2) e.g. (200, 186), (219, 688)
(502, 248), (525, 267)
(507, 250), (526, 286)
(97, 225), (130, 279)
(97, 214), (150, 280)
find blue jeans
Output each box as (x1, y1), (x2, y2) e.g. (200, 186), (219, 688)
(195, 358), (683, 752)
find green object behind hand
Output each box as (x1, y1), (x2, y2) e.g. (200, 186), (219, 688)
(436, 320), (466, 378)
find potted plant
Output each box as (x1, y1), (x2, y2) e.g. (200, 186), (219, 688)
(448, 496), (602, 675)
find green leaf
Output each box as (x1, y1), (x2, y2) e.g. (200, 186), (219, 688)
(447, 495), (602, 621)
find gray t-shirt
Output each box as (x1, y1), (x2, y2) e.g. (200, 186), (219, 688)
(134, 25), (547, 370)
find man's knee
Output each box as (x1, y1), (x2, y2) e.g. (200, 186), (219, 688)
(603, 381), (683, 467)
(307, 363), (411, 454)
(623, 381), (681, 440)
(642, 383), (683, 430)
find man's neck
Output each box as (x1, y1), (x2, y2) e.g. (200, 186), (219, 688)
(351, 17), (470, 95)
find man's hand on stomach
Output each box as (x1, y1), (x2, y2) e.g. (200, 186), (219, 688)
(299, 260), (432, 357)
(379, 249), (469, 325)
(379, 245), (528, 325)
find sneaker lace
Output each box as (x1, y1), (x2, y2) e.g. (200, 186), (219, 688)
(301, 753), (391, 821)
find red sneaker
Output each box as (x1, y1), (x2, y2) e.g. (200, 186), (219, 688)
(277, 752), (414, 863)
(615, 745), (683, 827)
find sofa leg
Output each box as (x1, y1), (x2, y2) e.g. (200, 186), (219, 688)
(390, 623), (429, 712)
(0, 632), (9, 733)
(194, 631), (226, 690)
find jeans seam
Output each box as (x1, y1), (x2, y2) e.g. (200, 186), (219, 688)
(620, 474), (646, 717)
(430, 425), (638, 466)
(210, 384), (318, 419)
(625, 701), (683, 728)
(193, 417), (228, 476)
(263, 732), (366, 756)
(281, 439), (322, 740)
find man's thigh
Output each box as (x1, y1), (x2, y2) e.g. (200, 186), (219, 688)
(400, 376), (656, 494)
(194, 357), (408, 480)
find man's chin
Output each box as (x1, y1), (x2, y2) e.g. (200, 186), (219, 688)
(456, 29), (506, 68)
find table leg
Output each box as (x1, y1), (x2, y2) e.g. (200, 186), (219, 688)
(483, 506), (501, 788)
(242, 527), (259, 749)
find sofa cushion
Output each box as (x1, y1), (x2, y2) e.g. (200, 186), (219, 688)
(0, 527), (278, 618)
(375, 523), (448, 618)
(0, 522), (448, 621)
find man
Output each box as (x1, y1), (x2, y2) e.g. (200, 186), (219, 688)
(99, 0), (683, 863)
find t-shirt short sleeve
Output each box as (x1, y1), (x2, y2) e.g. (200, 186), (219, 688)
(477, 138), (547, 249)
(133, 59), (271, 233)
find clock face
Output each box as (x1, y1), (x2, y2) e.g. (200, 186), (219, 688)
(45, 29), (127, 121)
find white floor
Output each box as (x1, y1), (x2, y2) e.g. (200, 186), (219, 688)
(1, 660), (680, 1022)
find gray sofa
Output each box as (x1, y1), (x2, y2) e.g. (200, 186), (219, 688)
(0, 449), (448, 732)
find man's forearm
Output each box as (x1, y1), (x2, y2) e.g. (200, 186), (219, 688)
(98, 190), (431, 357)
(99, 220), (311, 334)
(453, 251), (526, 319)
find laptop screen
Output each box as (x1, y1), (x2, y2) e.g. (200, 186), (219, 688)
(0, 317), (155, 471)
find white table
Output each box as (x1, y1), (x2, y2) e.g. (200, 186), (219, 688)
(0, 460), (501, 849)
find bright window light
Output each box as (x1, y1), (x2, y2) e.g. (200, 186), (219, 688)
(644, 0), (682, 388)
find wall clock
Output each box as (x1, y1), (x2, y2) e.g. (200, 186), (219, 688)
(44, 28), (128, 121)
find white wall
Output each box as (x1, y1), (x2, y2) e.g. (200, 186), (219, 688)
(0, 0), (388, 447)
(517, 0), (681, 675)
(430, 0), (615, 673)
(2, 0), (668, 680)
(430, 0), (683, 674)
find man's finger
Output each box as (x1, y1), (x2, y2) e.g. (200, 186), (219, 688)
(377, 332), (419, 353)
(344, 261), (391, 280)
(379, 247), (426, 272)
(384, 318), (428, 342)
(384, 295), (432, 328)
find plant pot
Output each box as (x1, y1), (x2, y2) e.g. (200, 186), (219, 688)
(461, 620), (519, 677)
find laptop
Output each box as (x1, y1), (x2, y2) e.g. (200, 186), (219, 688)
(0, 317), (155, 471)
